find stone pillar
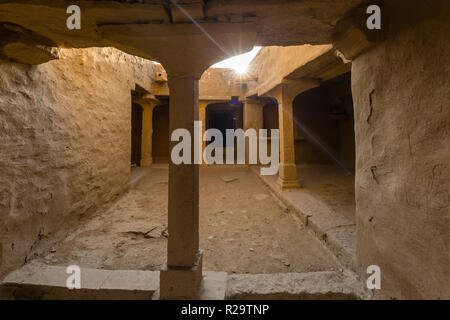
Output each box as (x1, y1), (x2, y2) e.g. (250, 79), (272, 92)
(276, 85), (300, 189)
(198, 101), (209, 163)
(139, 100), (157, 167)
(101, 18), (258, 300)
(268, 81), (318, 189)
(160, 75), (203, 299)
(243, 97), (263, 164)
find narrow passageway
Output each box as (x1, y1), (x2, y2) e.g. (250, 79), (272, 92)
(34, 166), (339, 274)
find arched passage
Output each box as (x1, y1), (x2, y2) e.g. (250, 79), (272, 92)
(206, 102), (243, 146)
(292, 72), (354, 174)
(290, 72), (356, 229)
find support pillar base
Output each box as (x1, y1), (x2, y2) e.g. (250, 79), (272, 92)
(160, 251), (203, 300)
(276, 177), (301, 190)
(140, 158), (153, 167)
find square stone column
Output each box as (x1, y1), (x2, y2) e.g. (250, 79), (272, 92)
(243, 97), (263, 164)
(276, 87), (300, 189)
(139, 100), (157, 167)
(267, 84), (300, 189)
(267, 80), (319, 189)
(99, 17), (257, 300)
(160, 75), (202, 299)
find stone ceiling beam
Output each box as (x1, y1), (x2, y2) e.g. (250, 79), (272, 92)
(0, 1), (169, 53)
(99, 22), (256, 77)
(0, 0), (367, 64)
(170, 0), (205, 23)
(205, 0), (366, 46)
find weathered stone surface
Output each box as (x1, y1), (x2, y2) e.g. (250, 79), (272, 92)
(226, 271), (368, 300)
(206, 0), (364, 46)
(0, 47), (158, 279)
(253, 166), (357, 271)
(351, 0), (450, 299)
(0, 261), (159, 300)
(160, 252), (203, 299)
(171, 2), (204, 23)
(247, 45), (331, 97)
(199, 271), (227, 300)
(199, 68), (244, 100)
(0, 0), (364, 60)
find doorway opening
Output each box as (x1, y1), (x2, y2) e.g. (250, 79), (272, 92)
(152, 103), (170, 163)
(131, 102), (142, 167)
(206, 102), (243, 147)
(205, 102), (243, 163)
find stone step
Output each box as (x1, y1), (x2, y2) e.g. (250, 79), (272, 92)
(2, 264), (367, 300)
(226, 271), (369, 300)
(0, 262), (159, 300)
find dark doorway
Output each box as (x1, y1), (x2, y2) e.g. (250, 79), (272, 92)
(131, 102), (142, 167)
(152, 104), (170, 163)
(206, 103), (243, 147)
(209, 112), (234, 146)
(263, 103), (279, 135)
(292, 72), (355, 174)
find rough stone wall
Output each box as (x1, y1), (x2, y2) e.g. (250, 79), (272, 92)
(199, 68), (243, 100)
(247, 45), (331, 96)
(352, 1), (450, 299)
(0, 47), (156, 278)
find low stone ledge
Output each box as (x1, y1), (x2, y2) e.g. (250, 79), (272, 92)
(0, 262), (159, 300)
(226, 271), (368, 300)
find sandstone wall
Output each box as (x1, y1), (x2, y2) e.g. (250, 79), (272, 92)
(0, 47), (156, 278)
(247, 45), (332, 96)
(199, 68), (244, 100)
(352, 1), (450, 299)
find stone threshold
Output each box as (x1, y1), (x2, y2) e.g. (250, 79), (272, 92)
(226, 271), (368, 300)
(0, 262), (159, 300)
(251, 166), (356, 271)
(0, 262), (228, 300)
(1, 261), (368, 300)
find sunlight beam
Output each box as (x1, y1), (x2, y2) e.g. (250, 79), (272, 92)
(211, 46), (262, 74)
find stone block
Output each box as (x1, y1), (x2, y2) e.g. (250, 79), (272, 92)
(160, 252), (203, 299)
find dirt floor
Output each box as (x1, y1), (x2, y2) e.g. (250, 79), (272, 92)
(34, 165), (341, 274)
(296, 163), (355, 223)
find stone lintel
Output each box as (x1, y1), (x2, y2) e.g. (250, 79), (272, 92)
(171, 2), (205, 24)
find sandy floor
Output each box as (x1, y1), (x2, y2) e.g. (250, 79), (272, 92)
(297, 164), (355, 223)
(35, 165), (340, 274)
